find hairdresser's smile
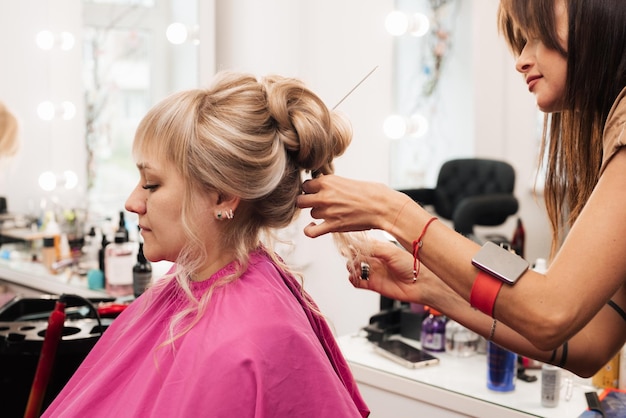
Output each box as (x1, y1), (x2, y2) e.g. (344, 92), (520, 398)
(526, 74), (542, 92)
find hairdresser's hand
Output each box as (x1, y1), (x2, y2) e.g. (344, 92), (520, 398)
(347, 239), (438, 304)
(298, 175), (397, 238)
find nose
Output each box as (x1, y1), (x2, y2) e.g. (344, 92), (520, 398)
(515, 43), (534, 74)
(125, 185), (146, 215)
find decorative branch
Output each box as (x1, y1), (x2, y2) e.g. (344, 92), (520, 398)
(421, 0), (458, 97)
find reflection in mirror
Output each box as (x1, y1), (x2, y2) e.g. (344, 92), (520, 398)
(387, 0), (472, 189)
(82, 0), (198, 221)
(83, 24), (151, 217)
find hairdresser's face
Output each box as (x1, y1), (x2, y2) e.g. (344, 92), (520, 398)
(515, 0), (568, 113)
(125, 153), (214, 264)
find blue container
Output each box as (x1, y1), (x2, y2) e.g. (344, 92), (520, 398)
(487, 341), (517, 392)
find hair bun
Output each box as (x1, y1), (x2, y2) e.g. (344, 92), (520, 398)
(261, 75), (352, 176)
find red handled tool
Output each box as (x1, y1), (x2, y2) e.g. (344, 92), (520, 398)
(23, 300), (66, 418)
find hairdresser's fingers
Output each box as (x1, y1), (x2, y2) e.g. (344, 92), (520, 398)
(303, 221), (333, 238)
(300, 178), (321, 195)
(345, 240), (426, 301)
(296, 193), (314, 209)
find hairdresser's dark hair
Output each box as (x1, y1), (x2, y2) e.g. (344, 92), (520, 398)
(499, 0), (626, 255)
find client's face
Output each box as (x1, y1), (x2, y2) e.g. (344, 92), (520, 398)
(125, 153), (193, 263)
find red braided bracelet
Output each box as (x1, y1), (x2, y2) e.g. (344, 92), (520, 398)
(412, 217), (438, 283)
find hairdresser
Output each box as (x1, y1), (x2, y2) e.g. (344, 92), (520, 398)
(297, 0), (626, 378)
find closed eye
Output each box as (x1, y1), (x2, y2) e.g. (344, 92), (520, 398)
(142, 184), (159, 191)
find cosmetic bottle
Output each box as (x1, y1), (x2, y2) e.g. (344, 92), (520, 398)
(592, 352), (620, 389)
(98, 232), (109, 276)
(115, 211), (129, 242)
(43, 212), (62, 262)
(445, 319), (479, 357)
(41, 236), (57, 274)
(420, 308), (446, 352)
(81, 226), (99, 270)
(132, 242), (152, 298)
(105, 219), (136, 297)
(510, 217), (525, 259)
(487, 341), (517, 392)
(541, 363), (561, 407)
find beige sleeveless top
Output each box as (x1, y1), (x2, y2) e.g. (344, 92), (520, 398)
(600, 87), (626, 175)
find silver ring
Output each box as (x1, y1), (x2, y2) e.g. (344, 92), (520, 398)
(360, 262), (370, 281)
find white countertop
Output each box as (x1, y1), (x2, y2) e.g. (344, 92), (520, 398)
(338, 333), (597, 418)
(0, 256), (108, 299)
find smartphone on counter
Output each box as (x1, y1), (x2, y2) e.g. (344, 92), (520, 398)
(373, 339), (440, 369)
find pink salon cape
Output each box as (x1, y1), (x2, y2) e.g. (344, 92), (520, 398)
(42, 251), (369, 417)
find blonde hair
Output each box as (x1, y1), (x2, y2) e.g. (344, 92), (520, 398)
(0, 102), (19, 157)
(132, 71), (352, 344)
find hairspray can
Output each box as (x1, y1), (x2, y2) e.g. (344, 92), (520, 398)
(487, 341), (517, 392)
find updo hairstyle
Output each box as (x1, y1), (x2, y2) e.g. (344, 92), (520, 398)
(133, 71), (352, 276)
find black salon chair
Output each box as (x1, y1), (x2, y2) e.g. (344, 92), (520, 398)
(398, 158), (519, 245)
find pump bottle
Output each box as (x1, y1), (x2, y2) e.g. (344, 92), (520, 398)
(133, 242), (152, 297)
(421, 307), (446, 352)
(105, 211), (136, 296)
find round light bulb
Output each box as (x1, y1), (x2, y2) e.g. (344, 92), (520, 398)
(39, 171), (57, 191)
(60, 101), (76, 120)
(408, 114), (429, 137)
(59, 31), (75, 50)
(383, 115), (408, 139)
(166, 23), (188, 45)
(36, 30), (55, 50)
(64, 170), (78, 189)
(385, 11), (409, 36)
(37, 101), (56, 121)
(409, 13), (430, 37)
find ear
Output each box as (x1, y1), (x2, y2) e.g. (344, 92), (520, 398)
(214, 193), (241, 220)
(216, 193), (240, 209)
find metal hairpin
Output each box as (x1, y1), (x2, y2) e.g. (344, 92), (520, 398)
(332, 66), (379, 110)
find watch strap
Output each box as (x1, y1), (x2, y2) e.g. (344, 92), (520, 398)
(470, 270), (503, 317)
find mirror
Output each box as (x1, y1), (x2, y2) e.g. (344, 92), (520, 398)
(82, 0), (199, 219)
(0, 0), (200, 231)
(387, 0), (471, 189)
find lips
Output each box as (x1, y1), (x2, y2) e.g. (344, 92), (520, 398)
(526, 75), (541, 91)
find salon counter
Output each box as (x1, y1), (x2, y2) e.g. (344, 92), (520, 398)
(338, 334), (596, 418)
(0, 256), (108, 301)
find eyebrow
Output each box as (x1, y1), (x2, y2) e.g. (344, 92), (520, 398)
(136, 162), (152, 170)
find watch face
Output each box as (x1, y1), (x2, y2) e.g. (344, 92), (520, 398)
(471, 241), (529, 284)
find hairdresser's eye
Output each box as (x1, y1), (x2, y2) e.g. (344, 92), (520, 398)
(142, 184), (159, 191)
